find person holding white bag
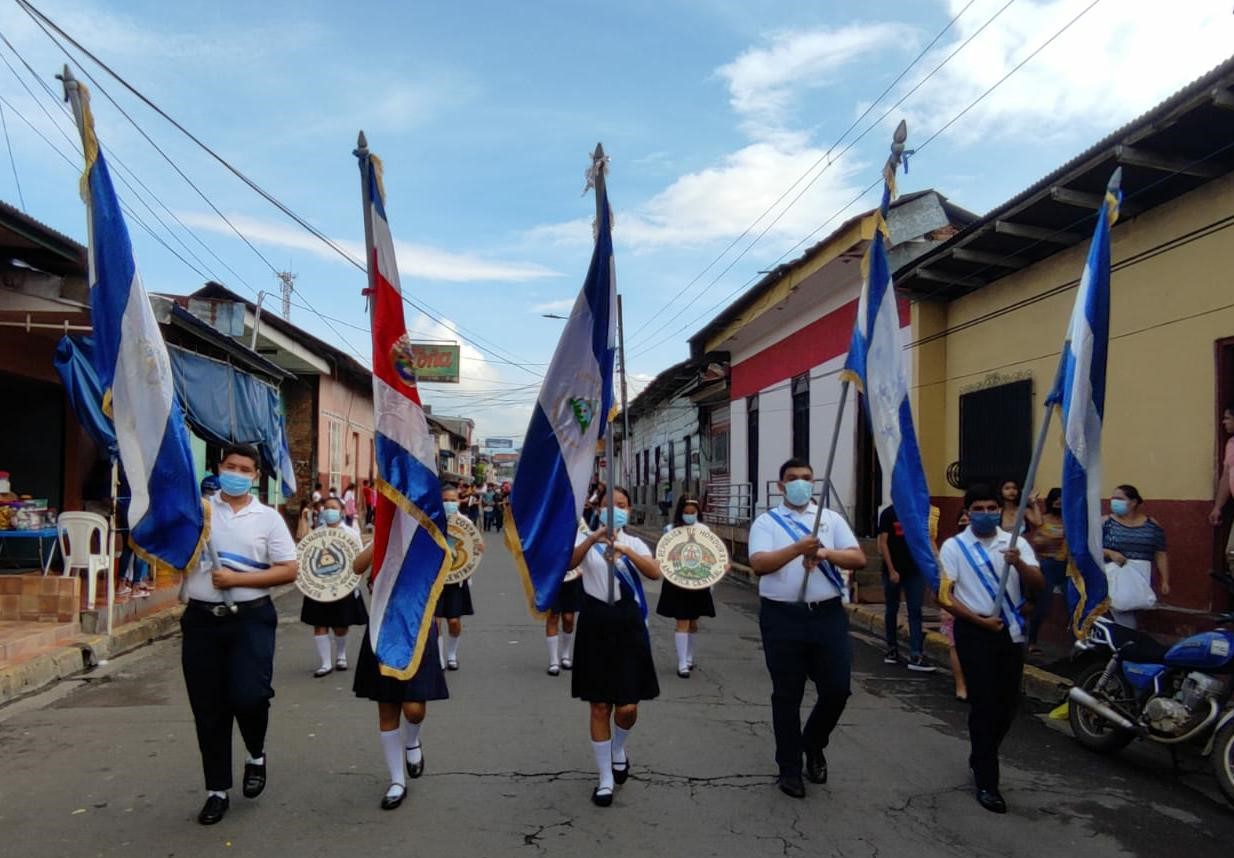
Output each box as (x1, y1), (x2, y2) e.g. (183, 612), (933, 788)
(1102, 484), (1170, 628)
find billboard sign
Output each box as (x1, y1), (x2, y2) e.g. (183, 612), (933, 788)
(492, 452), (519, 465)
(407, 343), (461, 383)
(485, 438), (515, 449)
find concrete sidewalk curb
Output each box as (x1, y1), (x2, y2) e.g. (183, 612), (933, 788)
(629, 524), (1073, 707)
(0, 582), (299, 708)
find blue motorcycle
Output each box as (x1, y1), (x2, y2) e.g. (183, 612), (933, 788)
(1067, 575), (1234, 806)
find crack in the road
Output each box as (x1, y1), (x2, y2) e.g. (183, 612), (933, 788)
(521, 818), (574, 850)
(420, 767), (777, 790)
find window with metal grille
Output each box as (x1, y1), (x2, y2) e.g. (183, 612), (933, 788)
(328, 419), (342, 492)
(792, 374), (810, 460)
(959, 379), (1032, 489)
(683, 435), (693, 490)
(747, 394), (760, 504)
(668, 440), (676, 487)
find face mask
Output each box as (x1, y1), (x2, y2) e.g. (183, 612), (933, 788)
(600, 507), (629, 530)
(218, 471), (253, 497)
(969, 511), (1000, 536)
(322, 508), (342, 525)
(443, 501), (460, 516)
(1110, 498), (1131, 516)
(784, 479), (813, 507)
(682, 513), (699, 526)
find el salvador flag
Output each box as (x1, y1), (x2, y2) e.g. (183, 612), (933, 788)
(1051, 170), (1120, 637)
(75, 80), (206, 573)
(357, 140), (450, 679)
(840, 180), (939, 593)
(505, 159), (616, 615)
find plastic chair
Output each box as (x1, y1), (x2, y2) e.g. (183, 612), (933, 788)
(56, 512), (112, 611)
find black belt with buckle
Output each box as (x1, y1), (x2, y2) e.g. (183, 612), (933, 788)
(189, 596), (272, 617)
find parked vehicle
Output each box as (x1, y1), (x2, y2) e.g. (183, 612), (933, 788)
(1067, 573), (1234, 806)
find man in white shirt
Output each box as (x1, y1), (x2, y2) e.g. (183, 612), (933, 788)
(748, 458), (866, 799)
(938, 483), (1042, 815)
(182, 444), (298, 826)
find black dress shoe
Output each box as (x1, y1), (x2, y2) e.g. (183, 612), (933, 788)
(591, 787), (613, 807)
(976, 788), (1007, 814)
(405, 746), (424, 779)
(612, 757), (630, 785)
(777, 773), (806, 799)
(197, 794), (229, 825)
(381, 784), (406, 810)
(677, 668), (691, 678)
(805, 748), (828, 785)
(242, 758), (267, 798)
(547, 664), (560, 676)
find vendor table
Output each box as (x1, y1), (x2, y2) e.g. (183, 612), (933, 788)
(0, 528), (60, 575)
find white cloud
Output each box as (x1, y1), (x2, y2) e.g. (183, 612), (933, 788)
(717, 23), (916, 134)
(178, 211), (560, 283)
(899, 0), (1234, 144)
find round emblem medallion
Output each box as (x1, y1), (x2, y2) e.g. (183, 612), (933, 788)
(445, 513), (484, 584)
(295, 529), (361, 602)
(655, 525), (730, 590)
(390, 334), (419, 388)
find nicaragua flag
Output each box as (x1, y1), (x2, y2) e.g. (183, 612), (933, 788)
(357, 142), (450, 679)
(1050, 169), (1120, 637)
(505, 158), (616, 616)
(840, 180), (939, 593)
(75, 81), (206, 574)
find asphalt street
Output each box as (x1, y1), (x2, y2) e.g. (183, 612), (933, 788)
(1, 532), (1232, 857)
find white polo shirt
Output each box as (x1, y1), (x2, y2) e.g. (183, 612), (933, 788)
(939, 526), (1037, 643)
(573, 529), (652, 602)
(187, 492), (297, 603)
(748, 503), (859, 603)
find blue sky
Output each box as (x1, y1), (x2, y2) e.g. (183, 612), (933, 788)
(1, 0), (1232, 443)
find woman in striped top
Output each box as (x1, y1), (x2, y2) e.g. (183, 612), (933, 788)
(1102, 484), (1170, 628)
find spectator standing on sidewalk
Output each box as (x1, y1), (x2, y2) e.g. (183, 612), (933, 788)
(1210, 404), (1234, 579)
(1028, 488), (1067, 655)
(878, 503), (936, 673)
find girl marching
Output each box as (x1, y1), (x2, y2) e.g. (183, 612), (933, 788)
(656, 496), (717, 678)
(569, 487), (661, 807)
(435, 484), (473, 670)
(297, 495), (367, 677)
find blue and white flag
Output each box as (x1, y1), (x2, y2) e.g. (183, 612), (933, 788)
(505, 158), (616, 615)
(840, 172), (939, 593)
(73, 80), (206, 573)
(1050, 170), (1120, 637)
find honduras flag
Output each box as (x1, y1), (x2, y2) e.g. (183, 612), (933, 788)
(357, 139), (450, 679)
(505, 155), (616, 615)
(73, 80), (206, 574)
(1049, 170), (1120, 637)
(839, 149), (939, 593)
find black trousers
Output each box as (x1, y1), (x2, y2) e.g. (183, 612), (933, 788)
(181, 599), (278, 791)
(953, 618), (1024, 791)
(758, 598), (852, 775)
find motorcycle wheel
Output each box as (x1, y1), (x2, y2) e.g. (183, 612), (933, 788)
(1214, 720), (1234, 808)
(1068, 662), (1135, 754)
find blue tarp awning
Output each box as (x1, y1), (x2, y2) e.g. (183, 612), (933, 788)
(54, 335), (296, 496)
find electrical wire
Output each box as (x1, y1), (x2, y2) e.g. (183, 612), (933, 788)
(0, 95), (24, 210)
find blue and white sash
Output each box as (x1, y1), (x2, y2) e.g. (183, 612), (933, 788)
(591, 541), (649, 621)
(954, 538), (1025, 632)
(767, 509), (845, 595)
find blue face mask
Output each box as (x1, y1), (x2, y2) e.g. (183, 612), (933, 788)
(442, 501), (460, 516)
(601, 507), (629, 530)
(218, 470), (253, 497)
(784, 479), (814, 507)
(1110, 498), (1131, 517)
(321, 508), (342, 525)
(969, 511), (1000, 536)
(682, 513), (699, 526)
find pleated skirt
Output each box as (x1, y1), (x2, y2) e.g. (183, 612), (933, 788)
(654, 580), (716, 620)
(352, 624), (450, 703)
(571, 594), (659, 705)
(551, 577), (584, 615)
(300, 590), (370, 628)
(435, 581), (474, 618)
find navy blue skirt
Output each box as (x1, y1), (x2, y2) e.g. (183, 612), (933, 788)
(571, 594), (659, 705)
(435, 581), (474, 618)
(352, 625), (449, 703)
(300, 590), (369, 628)
(655, 580), (716, 620)
(551, 577), (584, 615)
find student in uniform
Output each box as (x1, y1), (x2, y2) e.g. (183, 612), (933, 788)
(656, 496), (718, 678)
(938, 484), (1043, 814)
(350, 538), (448, 811)
(570, 487), (661, 807)
(545, 556), (583, 676)
(182, 444), (298, 826)
(435, 484), (473, 670)
(748, 458), (866, 799)
(298, 496), (368, 677)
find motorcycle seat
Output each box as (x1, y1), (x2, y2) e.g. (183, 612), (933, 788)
(1105, 622), (1170, 663)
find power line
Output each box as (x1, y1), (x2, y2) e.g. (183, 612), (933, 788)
(0, 94), (24, 210)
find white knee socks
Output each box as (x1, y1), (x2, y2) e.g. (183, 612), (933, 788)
(561, 631), (575, 662)
(687, 632), (696, 668)
(546, 634), (560, 668)
(314, 634), (332, 670)
(592, 740), (614, 792)
(334, 632), (348, 665)
(611, 725), (631, 765)
(403, 720), (423, 764)
(674, 632), (690, 671)
(446, 633), (460, 662)
(380, 729), (405, 788)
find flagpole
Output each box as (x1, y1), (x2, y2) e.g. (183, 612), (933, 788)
(354, 132), (378, 313)
(811, 382), (850, 538)
(617, 294), (631, 488)
(591, 142), (618, 606)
